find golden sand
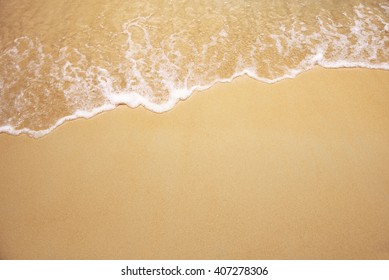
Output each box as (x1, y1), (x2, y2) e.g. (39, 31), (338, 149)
(1, 67), (389, 259)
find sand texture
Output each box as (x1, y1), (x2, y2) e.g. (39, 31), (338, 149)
(0, 68), (389, 259)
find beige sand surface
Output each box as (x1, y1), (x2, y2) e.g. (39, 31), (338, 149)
(0, 67), (389, 259)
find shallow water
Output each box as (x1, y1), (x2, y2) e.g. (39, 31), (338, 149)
(0, 0), (388, 137)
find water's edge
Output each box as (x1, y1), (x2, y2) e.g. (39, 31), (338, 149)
(1, 64), (387, 138)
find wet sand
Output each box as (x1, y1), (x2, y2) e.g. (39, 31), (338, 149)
(0, 67), (389, 259)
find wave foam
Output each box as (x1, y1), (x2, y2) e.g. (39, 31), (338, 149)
(0, 1), (388, 137)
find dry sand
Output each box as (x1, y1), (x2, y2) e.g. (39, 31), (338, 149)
(0, 67), (389, 259)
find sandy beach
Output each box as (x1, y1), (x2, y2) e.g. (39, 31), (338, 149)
(0, 67), (389, 259)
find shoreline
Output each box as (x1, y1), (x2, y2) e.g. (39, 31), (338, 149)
(1, 66), (388, 138)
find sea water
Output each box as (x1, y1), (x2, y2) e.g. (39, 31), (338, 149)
(0, 0), (388, 137)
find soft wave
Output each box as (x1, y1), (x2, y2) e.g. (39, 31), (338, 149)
(0, 0), (388, 137)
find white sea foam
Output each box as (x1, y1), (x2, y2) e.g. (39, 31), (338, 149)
(0, 1), (388, 137)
